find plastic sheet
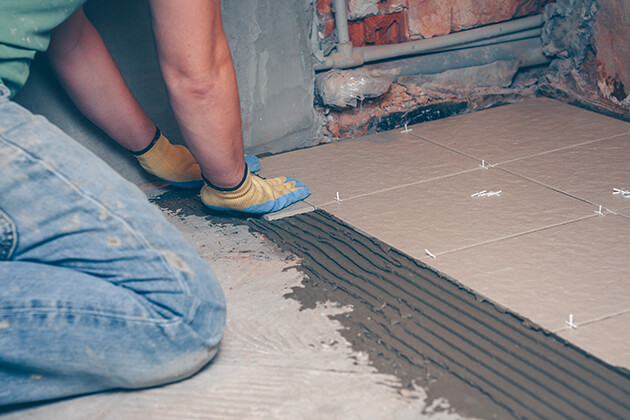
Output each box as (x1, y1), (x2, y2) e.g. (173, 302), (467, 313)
(315, 69), (395, 108)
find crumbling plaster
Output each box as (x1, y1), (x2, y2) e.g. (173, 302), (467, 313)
(541, 0), (630, 117)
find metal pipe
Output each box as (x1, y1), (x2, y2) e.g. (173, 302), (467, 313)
(315, 14), (544, 71)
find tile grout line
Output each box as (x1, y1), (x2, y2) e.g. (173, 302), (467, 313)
(433, 214), (598, 258)
(495, 166), (602, 208)
(407, 125), (629, 169)
(288, 124), (629, 216)
(297, 169), (628, 223)
(611, 205), (630, 220)
(496, 131), (630, 166)
(287, 121), (629, 242)
(314, 167), (482, 207)
(553, 309), (630, 334)
(311, 156), (623, 256)
(407, 132), (482, 162)
(497, 165), (630, 217)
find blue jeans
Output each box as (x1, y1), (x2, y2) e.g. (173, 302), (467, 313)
(0, 85), (226, 406)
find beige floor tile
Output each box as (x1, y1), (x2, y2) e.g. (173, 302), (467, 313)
(259, 131), (477, 207)
(426, 215), (630, 349)
(557, 312), (630, 369)
(409, 98), (630, 164)
(320, 167), (593, 259)
(617, 205), (630, 218)
(500, 135), (630, 210)
(263, 199), (316, 221)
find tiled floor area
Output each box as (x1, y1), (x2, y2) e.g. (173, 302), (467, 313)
(260, 97), (630, 369)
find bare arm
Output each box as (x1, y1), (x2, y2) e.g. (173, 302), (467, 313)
(148, 0), (246, 188)
(48, 7), (155, 152)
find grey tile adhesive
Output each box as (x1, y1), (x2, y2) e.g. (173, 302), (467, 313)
(248, 210), (630, 419)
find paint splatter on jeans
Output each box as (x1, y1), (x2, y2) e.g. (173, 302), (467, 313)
(0, 85), (225, 406)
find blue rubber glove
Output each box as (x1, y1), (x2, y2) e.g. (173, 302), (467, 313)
(245, 155), (262, 173)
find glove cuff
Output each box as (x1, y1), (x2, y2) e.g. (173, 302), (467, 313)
(202, 165), (249, 192)
(130, 127), (161, 156)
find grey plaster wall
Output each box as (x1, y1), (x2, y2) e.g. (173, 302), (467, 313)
(223, 0), (317, 154)
(14, 0), (316, 184)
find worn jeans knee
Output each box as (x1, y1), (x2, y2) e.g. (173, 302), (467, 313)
(0, 89), (226, 405)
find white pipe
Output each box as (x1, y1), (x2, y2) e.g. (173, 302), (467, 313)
(364, 37), (550, 79)
(332, 0), (353, 58)
(316, 14), (544, 71)
(444, 28), (542, 50)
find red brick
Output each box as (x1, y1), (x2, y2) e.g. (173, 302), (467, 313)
(406, 0), (549, 39)
(323, 16), (336, 37)
(364, 11), (408, 45)
(348, 11), (409, 47)
(317, 0), (332, 15)
(348, 21), (366, 47)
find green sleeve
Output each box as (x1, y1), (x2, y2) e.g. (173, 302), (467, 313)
(0, 0), (86, 98)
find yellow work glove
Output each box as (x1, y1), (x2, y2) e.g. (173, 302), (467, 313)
(132, 128), (203, 189)
(201, 167), (311, 214)
(132, 128), (262, 189)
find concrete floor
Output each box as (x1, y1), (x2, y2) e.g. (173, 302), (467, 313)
(3, 97), (629, 419)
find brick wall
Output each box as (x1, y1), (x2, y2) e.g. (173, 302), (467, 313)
(317, 0), (552, 47)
